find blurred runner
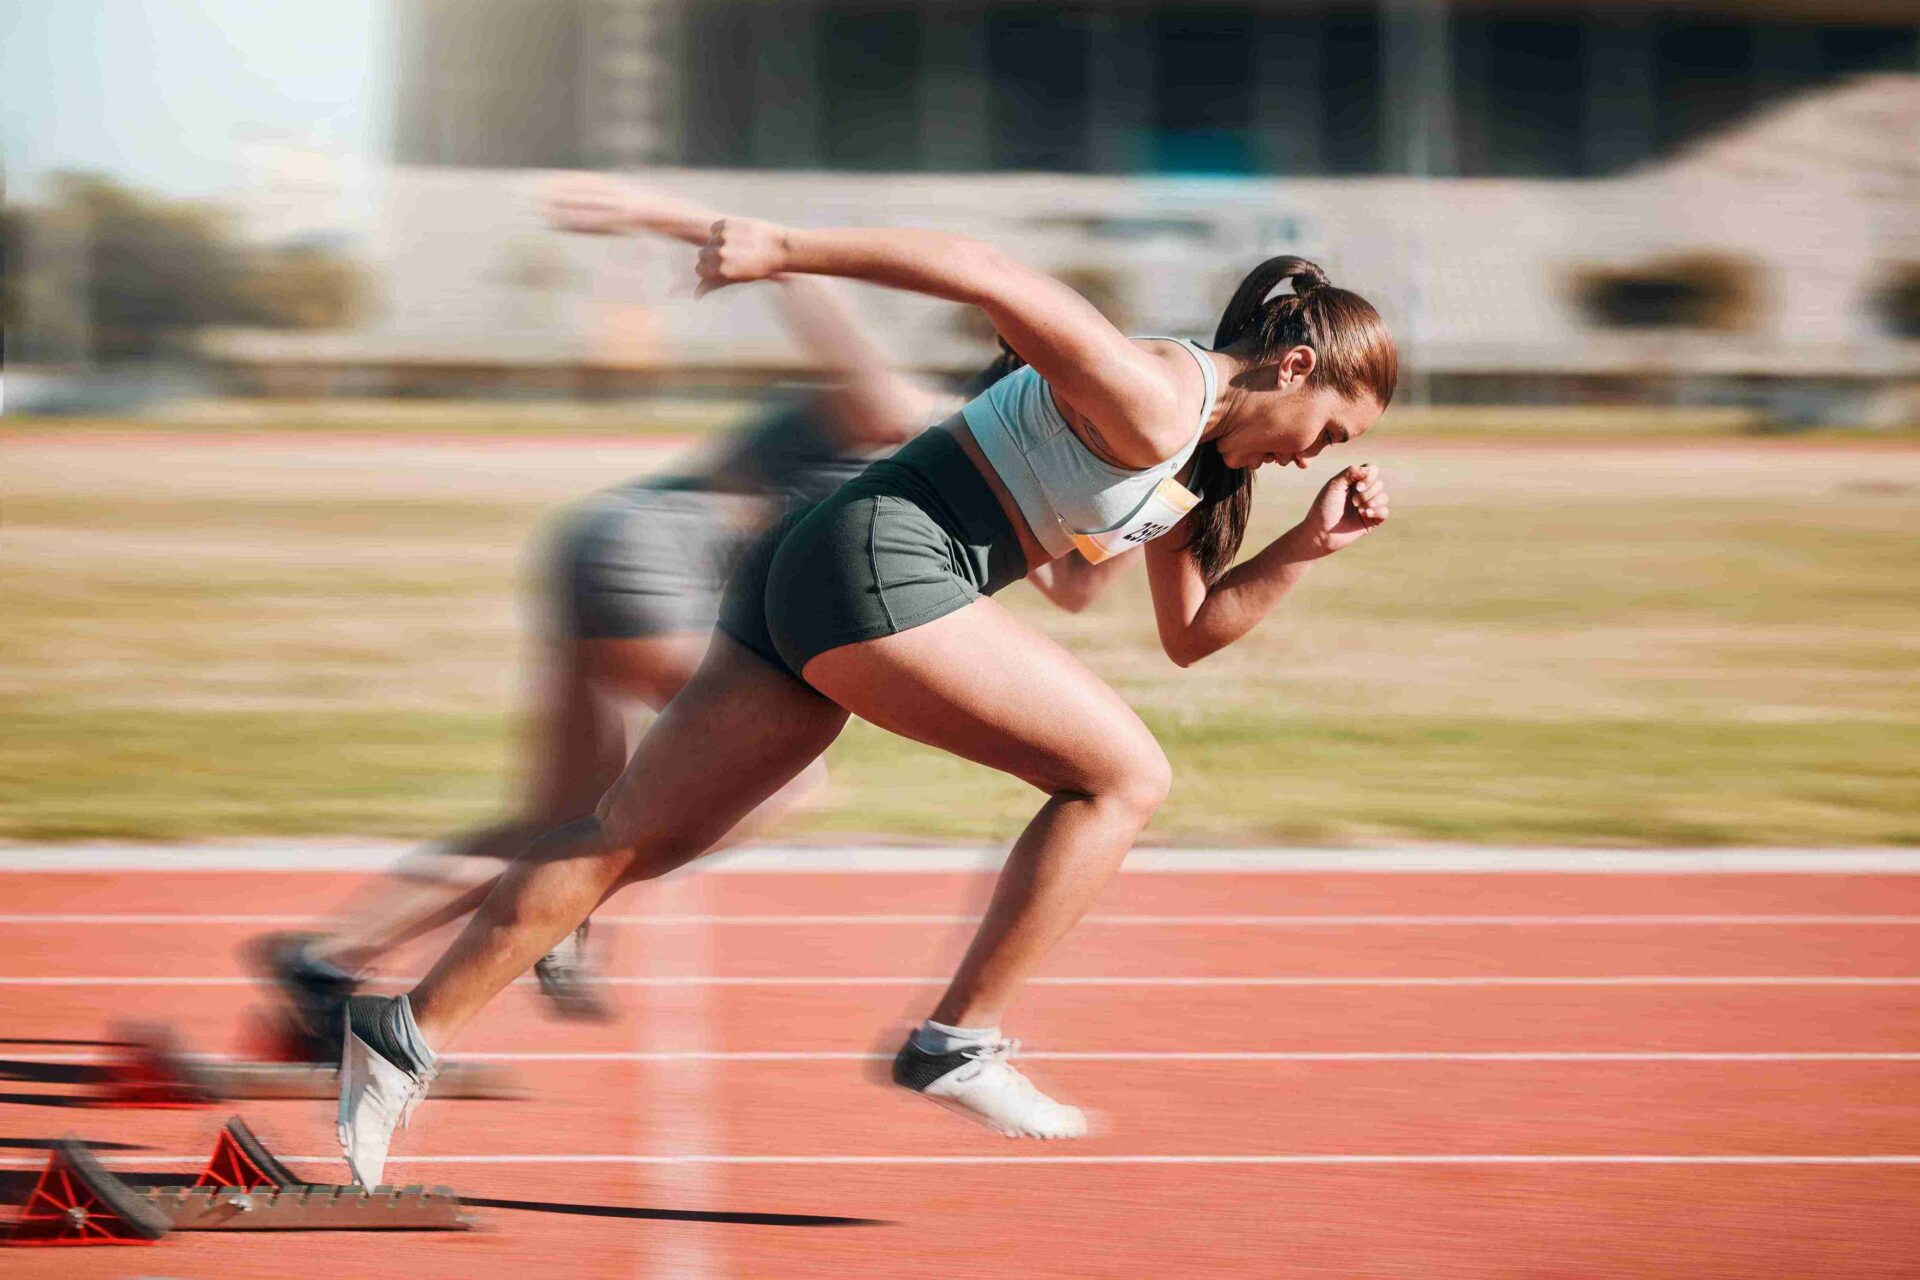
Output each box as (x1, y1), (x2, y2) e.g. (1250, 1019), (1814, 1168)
(251, 179), (1131, 1059)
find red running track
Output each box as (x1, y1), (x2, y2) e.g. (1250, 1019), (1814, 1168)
(2, 865), (1918, 1277)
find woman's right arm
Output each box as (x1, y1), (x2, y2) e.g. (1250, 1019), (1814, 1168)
(696, 219), (1187, 462)
(548, 180), (947, 448)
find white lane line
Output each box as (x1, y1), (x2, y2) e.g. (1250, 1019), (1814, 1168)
(5, 843), (1920, 874)
(17, 1050), (1920, 1065)
(9, 913), (1920, 927)
(4, 1153), (1918, 1168)
(8, 975), (1920, 987)
(639, 847), (718, 1279)
(386, 1050), (1920, 1064)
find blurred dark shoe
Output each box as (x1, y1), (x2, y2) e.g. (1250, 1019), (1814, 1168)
(244, 931), (359, 1063)
(534, 921), (614, 1022)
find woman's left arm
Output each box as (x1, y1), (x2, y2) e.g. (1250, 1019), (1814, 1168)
(1146, 465), (1389, 667)
(770, 276), (954, 448)
(1028, 547), (1141, 613)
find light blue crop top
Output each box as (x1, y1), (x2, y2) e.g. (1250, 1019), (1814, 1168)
(959, 337), (1218, 559)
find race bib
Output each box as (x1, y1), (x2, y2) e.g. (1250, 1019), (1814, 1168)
(1065, 476), (1201, 564)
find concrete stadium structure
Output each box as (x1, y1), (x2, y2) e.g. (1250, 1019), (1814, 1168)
(215, 1), (1920, 417)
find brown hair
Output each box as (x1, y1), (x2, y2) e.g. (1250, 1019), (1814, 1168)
(1183, 257), (1398, 583)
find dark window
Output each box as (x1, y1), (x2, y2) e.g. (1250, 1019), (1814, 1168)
(1321, 12), (1382, 175)
(1820, 24), (1920, 75)
(818, 5), (924, 170)
(1454, 18), (1585, 177)
(1654, 22), (1758, 154)
(681, 2), (756, 166)
(987, 5), (1092, 172)
(1251, 14), (1326, 176)
(1153, 8), (1257, 174)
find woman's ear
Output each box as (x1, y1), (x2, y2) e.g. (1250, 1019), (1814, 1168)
(1276, 345), (1318, 387)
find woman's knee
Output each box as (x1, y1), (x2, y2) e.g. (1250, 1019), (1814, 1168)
(1120, 742), (1174, 821)
(1072, 734), (1172, 825)
(592, 792), (720, 880)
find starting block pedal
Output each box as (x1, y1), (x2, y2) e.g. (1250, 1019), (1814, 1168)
(5, 1117), (471, 1246)
(100, 1022), (527, 1106)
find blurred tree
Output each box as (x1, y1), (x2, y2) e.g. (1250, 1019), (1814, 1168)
(242, 243), (366, 331)
(0, 203), (16, 342)
(1873, 263), (1920, 340)
(23, 175), (365, 363)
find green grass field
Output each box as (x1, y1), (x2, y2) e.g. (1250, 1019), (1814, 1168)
(3, 416), (1916, 845)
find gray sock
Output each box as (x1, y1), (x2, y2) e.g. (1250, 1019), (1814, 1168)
(910, 1019), (1001, 1056)
(383, 994), (438, 1073)
(348, 993), (437, 1075)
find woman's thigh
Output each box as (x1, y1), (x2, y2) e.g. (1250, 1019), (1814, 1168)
(593, 633), (849, 871)
(800, 596), (1168, 802)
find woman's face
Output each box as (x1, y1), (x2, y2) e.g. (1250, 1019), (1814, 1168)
(1217, 349), (1383, 472)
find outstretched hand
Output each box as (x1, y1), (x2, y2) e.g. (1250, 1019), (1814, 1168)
(543, 173), (641, 235)
(694, 217), (791, 297)
(543, 174), (713, 239)
(1295, 463), (1390, 555)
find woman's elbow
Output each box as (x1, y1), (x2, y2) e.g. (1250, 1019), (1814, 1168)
(1162, 632), (1218, 669)
(1054, 585), (1099, 613)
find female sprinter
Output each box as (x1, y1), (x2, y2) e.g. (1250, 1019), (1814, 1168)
(262, 181), (1125, 1055)
(337, 216), (1395, 1186)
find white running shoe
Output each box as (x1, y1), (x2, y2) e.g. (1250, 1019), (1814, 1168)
(893, 1036), (1089, 1139)
(337, 997), (436, 1189)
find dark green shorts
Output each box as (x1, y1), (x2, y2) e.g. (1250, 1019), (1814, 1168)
(717, 428), (1027, 683)
(547, 486), (755, 640)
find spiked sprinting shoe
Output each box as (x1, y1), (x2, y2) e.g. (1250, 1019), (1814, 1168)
(533, 921), (613, 1021)
(892, 1036), (1089, 1139)
(337, 995), (436, 1189)
(245, 931), (359, 1062)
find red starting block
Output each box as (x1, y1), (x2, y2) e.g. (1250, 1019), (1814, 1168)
(5, 1117), (471, 1246)
(98, 1021), (526, 1106)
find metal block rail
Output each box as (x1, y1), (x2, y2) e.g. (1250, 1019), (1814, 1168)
(101, 1021), (526, 1106)
(4, 1117), (472, 1246)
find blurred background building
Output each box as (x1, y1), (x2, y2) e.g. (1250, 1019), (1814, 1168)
(9, 0), (1920, 421)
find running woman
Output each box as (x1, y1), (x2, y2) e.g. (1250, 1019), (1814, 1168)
(338, 215), (1395, 1186)
(256, 181), (1128, 1056)
(259, 180), (1127, 1054)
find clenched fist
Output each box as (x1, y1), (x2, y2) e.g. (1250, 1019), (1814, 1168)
(694, 217), (792, 296)
(1295, 463), (1390, 555)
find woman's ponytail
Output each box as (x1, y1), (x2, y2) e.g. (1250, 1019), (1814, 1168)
(1211, 256), (1328, 350)
(1183, 255), (1392, 585)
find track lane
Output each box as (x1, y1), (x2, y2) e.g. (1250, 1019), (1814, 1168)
(12, 918), (1920, 979)
(12, 869), (1920, 916)
(6, 865), (1920, 1277)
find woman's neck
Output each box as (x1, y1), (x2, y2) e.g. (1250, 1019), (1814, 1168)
(1199, 349), (1251, 445)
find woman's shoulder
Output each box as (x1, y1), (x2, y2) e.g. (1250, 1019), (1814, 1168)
(1123, 337), (1214, 454)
